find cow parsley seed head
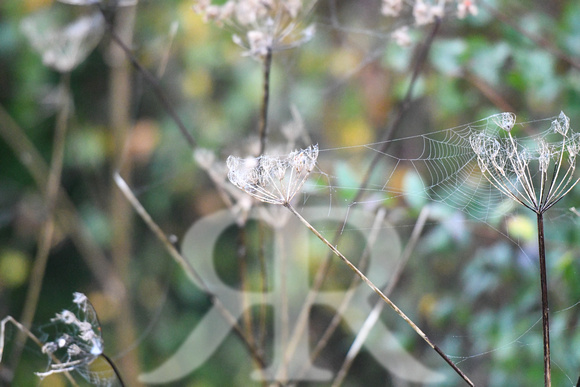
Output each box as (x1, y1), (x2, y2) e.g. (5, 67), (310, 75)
(491, 112), (517, 132)
(227, 145), (318, 204)
(35, 293), (105, 381)
(471, 111), (580, 214)
(550, 111), (570, 136)
(20, 8), (105, 73)
(193, 0), (316, 59)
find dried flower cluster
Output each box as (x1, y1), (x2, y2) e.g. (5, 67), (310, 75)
(382, 0), (478, 24)
(36, 293), (104, 379)
(193, 0), (316, 58)
(227, 144), (318, 204)
(21, 9), (105, 73)
(470, 112), (580, 214)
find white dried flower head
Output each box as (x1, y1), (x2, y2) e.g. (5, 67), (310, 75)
(457, 0), (478, 19)
(392, 26), (412, 47)
(471, 112), (580, 214)
(67, 344), (82, 356)
(193, 0), (316, 59)
(20, 8), (105, 73)
(550, 111), (570, 136)
(227, 144), (318, 204)
(72, 292), (88, 305)
(34, 293), (106, 381)
(41, 341), (59, 354)
(491, 112), (517, 132)
(57, 310), (78, 325)
(382, 0), (403, 17)
(413, 0), (445, 26)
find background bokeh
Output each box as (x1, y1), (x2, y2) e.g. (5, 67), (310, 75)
(1, 0), (580, 386)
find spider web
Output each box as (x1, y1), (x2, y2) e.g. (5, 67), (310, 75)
(313, 113), (580, 225)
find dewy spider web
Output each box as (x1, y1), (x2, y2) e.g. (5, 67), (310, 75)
(321, 112), (579, 224)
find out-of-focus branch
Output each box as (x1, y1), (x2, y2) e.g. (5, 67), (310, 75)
(481, 1), (580, 70)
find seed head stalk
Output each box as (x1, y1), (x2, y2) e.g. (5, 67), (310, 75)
(471, 112), (580, 386)
(537, 212), (551, 387)
(283, 202), (474, 386)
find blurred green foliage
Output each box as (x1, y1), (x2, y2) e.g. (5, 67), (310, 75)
(1, 0), (580, 386)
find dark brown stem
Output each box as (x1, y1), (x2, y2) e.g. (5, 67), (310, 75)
(103, 12), (197, 149)
(284, 203), (474, 386)
(100, 353), (126, 387)
(258, 48), (273, 155)
(537, 212), (551, 387)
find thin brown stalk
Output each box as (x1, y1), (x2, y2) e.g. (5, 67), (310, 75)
(0, 103), (122, 295)
(332, 206), (430, 387)
(284, 203), (474, 386)
(537, 212), (551, 387)
(11, 74), (71, 374)
(283, 19), (442, 375)
(293, 208), (387, 381)
(102, 10), (197, 149)
(108, 5), (142, 385)
(258, 48), (273, 155)
(113, 173), (269, 371)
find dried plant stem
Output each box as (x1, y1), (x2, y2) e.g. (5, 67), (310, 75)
(332, 206), (430, 387)
(284, 203), (474, 386)
(281, 19), (442, 376)
(113, 173), (271, 374)
(258, 48), (272, 155)
(103, 12), (197, 149)
(100, 353), (126, 387)
(537, 212), (551, 387)
(108, 6), (142, 385)
(291, 208), (386, 383)
(10, 74), (71, 375)
(0, 103), (121, 295)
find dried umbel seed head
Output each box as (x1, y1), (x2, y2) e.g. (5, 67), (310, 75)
(35, 293), (105, 380)
(193, 0), (316, 59)
(471, 111), (580, 214)
(227, 144), (318, 204)
(491, 112), (517, 132)
(20, 8), (105, 73)
(550, 111), (570, 136)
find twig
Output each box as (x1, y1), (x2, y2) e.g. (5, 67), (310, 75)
(0, 103), (122, 296)
(283, 203), (474, 386)
(113, 173), (270, 371)
(286, 18), (442, 374)
(107, 5), (143, 384)
(11, 74), (71, 374)
(293, 208), (386, 381)
(332, 206), (430, 387)
(102, 9), (197, 149)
